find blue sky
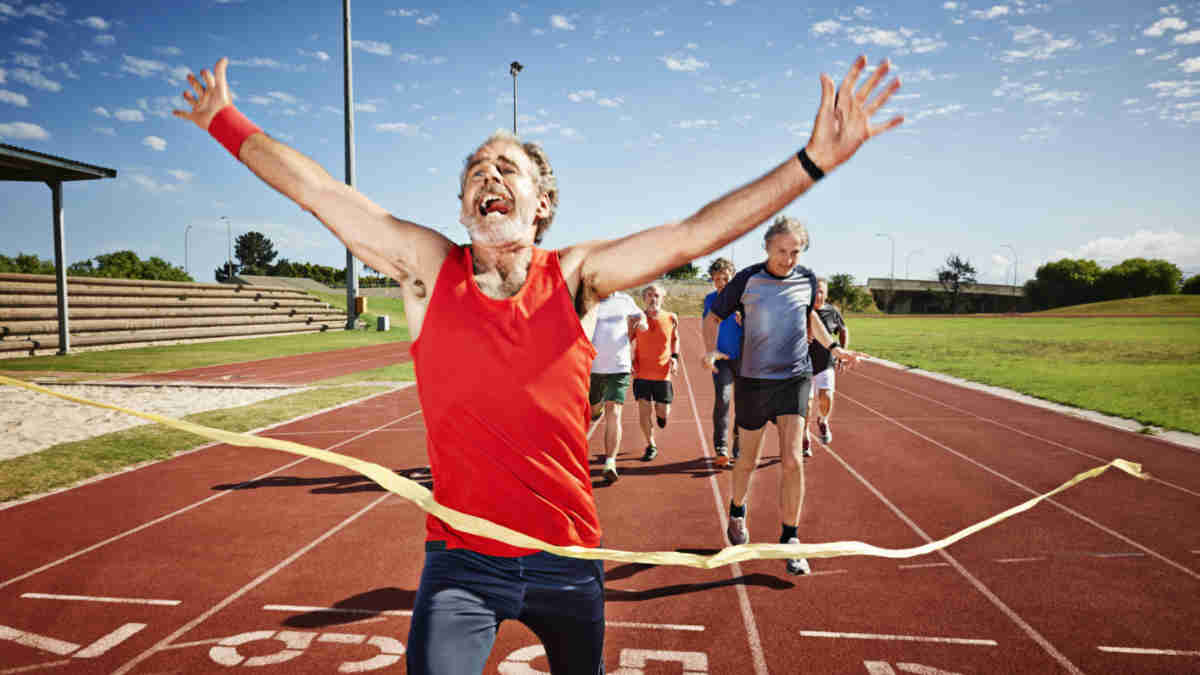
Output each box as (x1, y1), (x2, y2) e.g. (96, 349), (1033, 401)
(2, 0), (1198, 289)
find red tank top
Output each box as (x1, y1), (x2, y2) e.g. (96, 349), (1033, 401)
(410, 245), (602, 556)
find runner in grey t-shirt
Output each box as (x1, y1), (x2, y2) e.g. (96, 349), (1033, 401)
(702, 215), (869, 576)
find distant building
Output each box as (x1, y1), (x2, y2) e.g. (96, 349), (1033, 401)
(866, 278), (1023, 314)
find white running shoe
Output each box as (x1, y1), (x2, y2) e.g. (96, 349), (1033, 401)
(727, 515), (749, 546)
(603, 457), (619, 483)
(785, 537), (811, 575)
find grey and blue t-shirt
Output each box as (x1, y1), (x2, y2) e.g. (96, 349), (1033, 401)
(708, 262), (817, 379)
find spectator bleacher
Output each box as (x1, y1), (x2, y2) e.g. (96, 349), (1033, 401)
(0, 273), (348, 358)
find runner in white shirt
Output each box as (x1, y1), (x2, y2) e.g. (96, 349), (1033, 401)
(589, 291), (647, 482)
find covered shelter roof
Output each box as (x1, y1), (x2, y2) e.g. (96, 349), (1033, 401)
(0, 143), (116, 182)
(2, 142), (118, 355)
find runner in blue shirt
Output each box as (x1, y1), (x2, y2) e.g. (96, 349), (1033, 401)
(703, 258), (743, 467)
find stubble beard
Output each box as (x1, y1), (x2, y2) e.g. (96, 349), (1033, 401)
(461, 202), (536, 247)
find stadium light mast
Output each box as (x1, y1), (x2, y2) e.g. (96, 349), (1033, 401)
(1002, 243), (1018, 288)
(905, 248), (923, 280)
(185, 224), (193, 278)
(510, 61), (523, 135)
(343, 0), (360, 329)
(876, 232), (895, 312)
(221, 215), (231, 282)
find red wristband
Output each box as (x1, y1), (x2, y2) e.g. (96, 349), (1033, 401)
(208, 105), (262, 159)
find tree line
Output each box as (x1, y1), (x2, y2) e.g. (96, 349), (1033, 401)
(1024, 257), (1197, 309)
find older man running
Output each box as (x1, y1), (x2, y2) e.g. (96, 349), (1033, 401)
(175, 55), (901, 674)
(703, 216), (868, 576)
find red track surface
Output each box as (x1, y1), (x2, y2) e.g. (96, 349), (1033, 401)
(3, 318), (1197, 674)
(114, 342), (412, 386)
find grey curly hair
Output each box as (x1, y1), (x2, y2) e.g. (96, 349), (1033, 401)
(763, 215), (810, 252)
(458, 129), (559, 244)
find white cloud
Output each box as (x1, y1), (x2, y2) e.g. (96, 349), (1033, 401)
(93, 127), (116, 136)
(567, 90), (596, 102)
(0, 89), (29, 106)
(811, 20), (841, 35)
(1175, 30), (1200, 44)
(1148, 79), (1200, 97)
(230, 57), (290, 70)
(353, 40), (392, 56)
(417, 13), (438, 26)
(660, 54), (709, 71)
(93, 105), (110, 117)
(550, 15), (575, 31)
(1001, 25), (1078, 61)
(1073, 229), (1200, 268)
(10, 68), (61, 92)
(142, 136), (167, 151)
(167, 169), (193, 182)
(354, 102), (377, 112)
(0, 68), (6, 84)
(597, 96), (623, 107)
(910, 37), (949, 53)
(386, 9), (419, 17)
(847, 26), (906, 47)
(20, 2), (66, 22)
(970, 5), (1010, 19)
(77, 16), (110, 30)
(942, 1), (959, 8)
(94, 35), (115, 46)
(1159, 4), (1180, 15)
(114, 108), (144, 122)
(914, 103), (964, 120)
(1182, 57), (1200, 73)
(155, 45), (183, 56)
(853, 6), (872, 19)
(507, 11), (521, 24)
(653, 29), (664, 37)
(129, 174), (178, 193)
(1026, 89), (1085, 104)
(0, 121), (49, 140)
(375, 122), (420, 135)
(121, 54), (167, 77)
(1144, 17), (1187, 37)
(674, 119), (719, 129)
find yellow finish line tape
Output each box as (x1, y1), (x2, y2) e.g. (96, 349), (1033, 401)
(2, 375), (1150, 568)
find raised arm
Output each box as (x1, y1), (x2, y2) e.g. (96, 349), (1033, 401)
(572, 56), (902, 299)
(172, 58), (453, 295)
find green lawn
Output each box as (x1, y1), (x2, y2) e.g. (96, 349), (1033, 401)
(849, 316), (1200, 434)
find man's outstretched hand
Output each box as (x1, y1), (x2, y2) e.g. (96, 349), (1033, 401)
(172, 57), (234, 130)
(804, 55), (903, 175)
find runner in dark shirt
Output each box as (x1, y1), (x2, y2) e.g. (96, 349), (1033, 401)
(806, 278), (849, 453)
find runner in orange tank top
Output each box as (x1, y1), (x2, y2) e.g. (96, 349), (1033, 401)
(631, 282), (679, 461)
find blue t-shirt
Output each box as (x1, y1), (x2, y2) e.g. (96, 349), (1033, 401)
(708, 263), (817, 379)
(703, 290), (742, 361)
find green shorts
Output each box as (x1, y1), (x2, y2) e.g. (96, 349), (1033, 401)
(589, 372), (631, 405)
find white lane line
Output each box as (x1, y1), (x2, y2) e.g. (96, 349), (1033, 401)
(607, 621), (705, 632)
(1098, 646), (1200, 657)
(995, 557), (1047, 564)
(0, 626), (79, 656)
(843, 391), (1200, 583)
(0, 660), (72, 674)
(851, 371), (1200, 499)
(799, 630), (997, 646)
(679, 331), (769, 675)
(156, 637), (227, 651)
(21, 593), (180, 606)
(1090, 552), (1144, 559)
(0, 403), (422, 591)
(112, 492), (394, 675)
(73, 623), (148, 659)
(263, 604), (412, 617)
(819, 442), (1083, 674)
(898, 562), (951, 570)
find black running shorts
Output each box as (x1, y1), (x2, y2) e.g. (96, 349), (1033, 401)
(734, 374), (813, 430)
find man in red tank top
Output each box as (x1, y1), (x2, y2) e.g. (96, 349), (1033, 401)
(175, 53), (903, 674)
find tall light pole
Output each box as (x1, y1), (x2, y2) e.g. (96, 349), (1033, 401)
(343, 0), (359, 328)
(221, 216), (231, 282)
(1001, 243), (1018, 288)
(905, 247), (923, 280)
(876, 232), (895, 312)
(510, 61), (523, 135)
(185, 224), (193, 279)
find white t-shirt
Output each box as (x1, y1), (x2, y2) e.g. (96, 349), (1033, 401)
(590, 292), (645, 374)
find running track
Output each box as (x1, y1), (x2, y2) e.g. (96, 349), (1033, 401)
(2, 318), (1197, 674)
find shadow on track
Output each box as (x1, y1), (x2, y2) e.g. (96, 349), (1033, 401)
(282, 587), (417, 628)
(603, 553), (795, 601)
(212, 466), (432, 493)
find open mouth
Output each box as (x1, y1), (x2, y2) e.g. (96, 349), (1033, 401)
(478, 196), (512, 217)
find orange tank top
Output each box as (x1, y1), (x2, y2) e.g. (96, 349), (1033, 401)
(409, 245), (601, 556)
(633, 311), (677, 380)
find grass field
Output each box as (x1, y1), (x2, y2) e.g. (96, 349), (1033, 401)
(848, 315), (1200, 435)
